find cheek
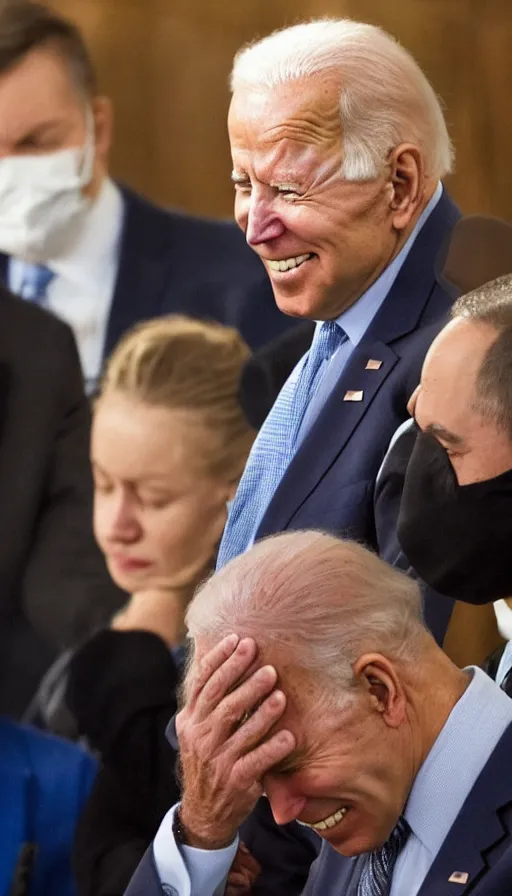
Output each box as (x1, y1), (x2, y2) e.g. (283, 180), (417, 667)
(149, 503), (207, 569)
(234, 194), (249, 230)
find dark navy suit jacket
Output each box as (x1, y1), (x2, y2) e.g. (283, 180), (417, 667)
(0, 185), (295, 357)
(124, 720), (512, 895)
(250, 190), (460, 553)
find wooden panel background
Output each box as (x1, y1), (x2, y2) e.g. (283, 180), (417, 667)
(48, 0), (512, 220)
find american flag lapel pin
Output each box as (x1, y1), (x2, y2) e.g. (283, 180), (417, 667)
(448, 871), (469, 884)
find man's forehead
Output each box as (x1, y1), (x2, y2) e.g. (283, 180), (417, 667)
(422, 319), (497, 396)
(417, 319), (500, 436)
(229, 73), (342, 150)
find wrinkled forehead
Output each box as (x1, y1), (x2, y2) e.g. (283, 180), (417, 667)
(228, 73), (343, 153)
(189, 634), (322, 706)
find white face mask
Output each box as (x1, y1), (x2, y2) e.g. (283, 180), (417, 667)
(494, 599), (512, 642)
(0, 109), (95, 262)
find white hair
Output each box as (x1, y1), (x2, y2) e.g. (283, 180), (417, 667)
(230, 19), (454, 182)
(186, 531), (426, 699)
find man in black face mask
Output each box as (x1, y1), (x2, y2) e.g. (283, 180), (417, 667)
(376, 272), (512, 655)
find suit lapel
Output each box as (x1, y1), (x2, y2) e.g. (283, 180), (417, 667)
(256, 191), (459, 538)
(103, 186), (174, 360)
(259, 341), (399, 535)
(416, 723), (512, 896)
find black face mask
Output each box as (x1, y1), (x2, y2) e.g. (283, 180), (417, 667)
(397, 426), (512, 603)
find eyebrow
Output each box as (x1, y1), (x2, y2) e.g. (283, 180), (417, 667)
(91, 461), (172, 487)
(269, 747), (307, 777)
(424, 422), (464, 447)
(16, 119), (65, 140)
(270, 181), (302, 192)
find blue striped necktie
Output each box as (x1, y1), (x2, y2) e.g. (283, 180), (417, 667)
(19, 263), (54, 304)
(358, 816), (411, 896)
(217, 320), (346, 568)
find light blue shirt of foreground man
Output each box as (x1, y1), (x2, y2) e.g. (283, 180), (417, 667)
(125, 530), (512, 896)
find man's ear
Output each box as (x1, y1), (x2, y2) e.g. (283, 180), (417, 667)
(353, 653), (407, 729)
(92, 95), (113, 167)
(387, 143), (425, 232)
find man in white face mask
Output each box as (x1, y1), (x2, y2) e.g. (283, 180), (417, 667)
(0, 2), (293, 393)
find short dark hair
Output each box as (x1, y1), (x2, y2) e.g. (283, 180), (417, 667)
(452, 274), (512, 441)
(0, 0), (97, 96)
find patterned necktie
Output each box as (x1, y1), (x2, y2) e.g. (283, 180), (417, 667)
(217, 321), (346, 569)
(19, 263), (54, 305)
(358, 816), (411, 896)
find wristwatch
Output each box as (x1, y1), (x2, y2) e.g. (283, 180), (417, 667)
(172, 807), (189, 846)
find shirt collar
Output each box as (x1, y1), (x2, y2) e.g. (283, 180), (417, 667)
(46, 177), (124, 293)
(404, 666), (512, 859)
(334, 181), (443, 346)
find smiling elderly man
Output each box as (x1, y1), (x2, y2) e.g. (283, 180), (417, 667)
(216, 16), (459, 575)
(125, 530), (512, 896)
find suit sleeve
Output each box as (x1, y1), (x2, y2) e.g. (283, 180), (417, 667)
(67, 630), (181, 816)
(20, 326), (126, 648)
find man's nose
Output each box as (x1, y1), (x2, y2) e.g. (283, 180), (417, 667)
(245, 197), (286, 247)
(264, 776), (306, 826)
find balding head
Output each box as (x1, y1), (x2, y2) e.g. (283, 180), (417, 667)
(187, 530), (426, 697)
(231, 18), (453, 182)
(409, 274), (512, 485)
(182, 532), (466, 856)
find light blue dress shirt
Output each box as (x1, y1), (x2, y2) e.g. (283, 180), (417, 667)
(391, 666), (512, 895)
(152, 667), (512, 895)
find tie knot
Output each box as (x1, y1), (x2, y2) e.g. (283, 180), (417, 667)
(357, 814), (411, 896)
(389, 815), (411, 851)
(313, 320), (344, 364)
(20, 262), (54, 303)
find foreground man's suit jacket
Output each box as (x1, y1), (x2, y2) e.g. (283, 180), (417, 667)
(302, 721), (512, 895)
(0, 289), (124, 716)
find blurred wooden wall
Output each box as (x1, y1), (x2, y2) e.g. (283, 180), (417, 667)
(49, 0), (512, 220)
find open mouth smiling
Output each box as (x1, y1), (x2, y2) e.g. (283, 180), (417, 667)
(300, 805), (349, 832)
(266, 253), (314, 272)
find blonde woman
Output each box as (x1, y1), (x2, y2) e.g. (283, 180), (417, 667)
(67, 316), (256, 896)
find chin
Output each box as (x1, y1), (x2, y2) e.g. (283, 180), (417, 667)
(273, 290), (328, 320)
(107, 562), (147, 594)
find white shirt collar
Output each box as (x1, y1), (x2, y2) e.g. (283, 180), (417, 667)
(45, 176), (124, 293)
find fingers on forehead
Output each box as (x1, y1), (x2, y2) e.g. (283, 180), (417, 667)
(197, 643), (261, 709)
(190, 636), (257, 699)
(236, 730), (296, 786)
